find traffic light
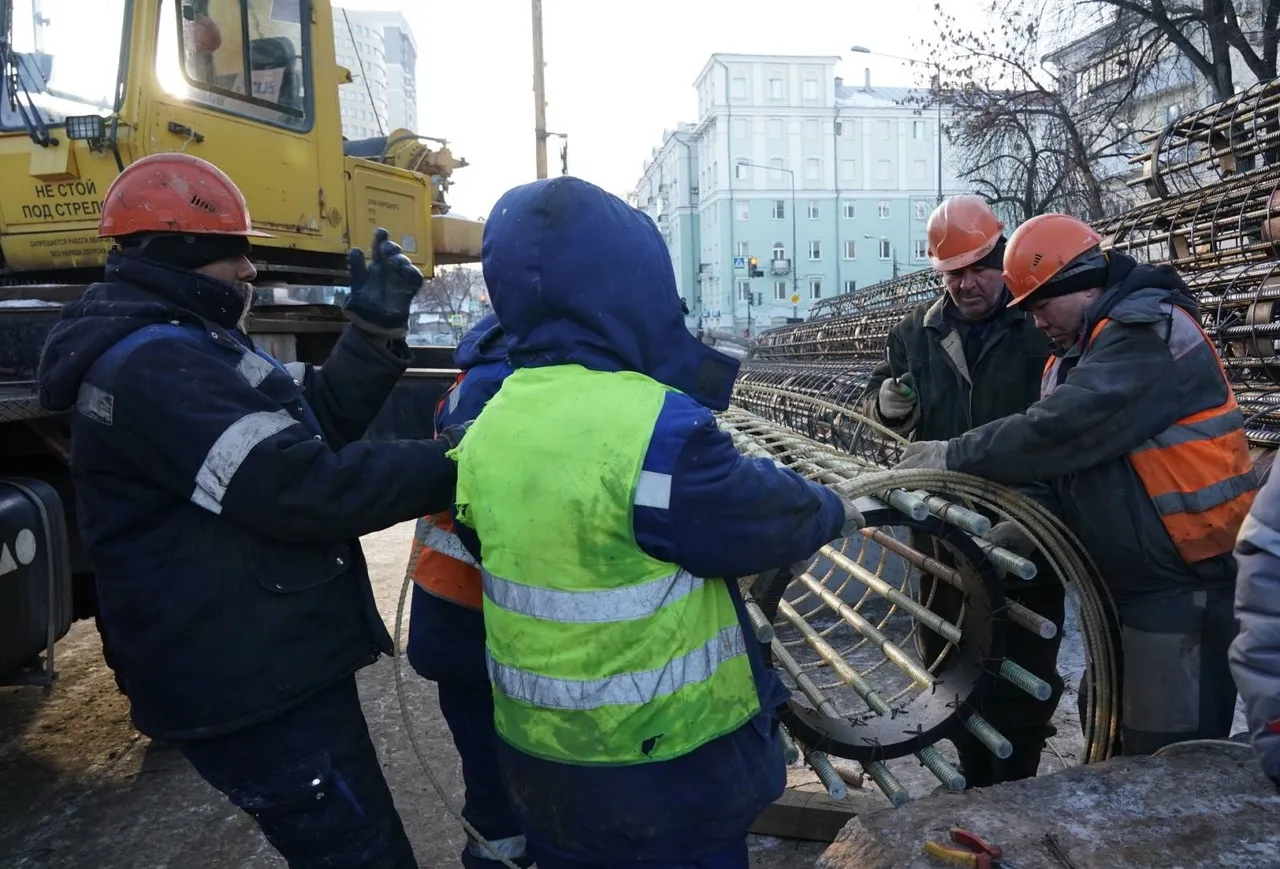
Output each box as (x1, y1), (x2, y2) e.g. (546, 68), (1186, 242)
(748, 256), (763, 278)
(754, 291), (763, 306)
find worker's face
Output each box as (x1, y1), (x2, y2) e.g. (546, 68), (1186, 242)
(196, 254), (257, 326)
(941, 265), (1005, 321)
(1025, 289), (1102, 348)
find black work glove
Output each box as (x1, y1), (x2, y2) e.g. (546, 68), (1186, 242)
(437, 420), (472, 450)
(343, 228), (424, 338)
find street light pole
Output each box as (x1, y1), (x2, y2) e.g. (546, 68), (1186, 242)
(850, 45), (945, 204)
(531, 0), (548, 178)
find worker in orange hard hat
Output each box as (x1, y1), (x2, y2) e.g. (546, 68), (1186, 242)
(897, 212), (1256, 756)
(864, 193), (1059, 788)
(37, 151), (465, 868)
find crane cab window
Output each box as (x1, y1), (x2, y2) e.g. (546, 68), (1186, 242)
(157, 0), (312, 132)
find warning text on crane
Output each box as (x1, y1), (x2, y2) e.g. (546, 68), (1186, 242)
(21, 181), (102, 221)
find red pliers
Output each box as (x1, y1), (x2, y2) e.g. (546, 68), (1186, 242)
(924, 827), (1020, 869)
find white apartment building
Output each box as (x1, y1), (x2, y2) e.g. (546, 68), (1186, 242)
(332, 6), (418, 140)
(636, 53), (969, 332)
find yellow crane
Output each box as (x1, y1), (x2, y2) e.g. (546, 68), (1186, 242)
(0, 0), (483, 687)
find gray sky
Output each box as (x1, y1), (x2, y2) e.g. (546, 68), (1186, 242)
(340, 0), (963, 220)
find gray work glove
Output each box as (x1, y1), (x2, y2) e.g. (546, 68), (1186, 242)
(985, 519), (1037, 557)
(840, 497), (866, 537)
(894, 440), (950, 471)
(437, 419), (472, 450)
(878, 373), (917, 421)
(343, 228), (424, 338)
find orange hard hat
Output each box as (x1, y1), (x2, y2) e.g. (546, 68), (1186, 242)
(98, 152), (273, 239)
(1003, 213), (1104, 307)
(926, 194), (1004, 272)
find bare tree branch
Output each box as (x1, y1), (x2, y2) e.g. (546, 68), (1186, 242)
(413, 266), (484, 340)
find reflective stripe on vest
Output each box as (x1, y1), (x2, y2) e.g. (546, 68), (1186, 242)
(1088, 308), (1256, 563)
(411, 514), (483, 610)
(467, 835), (528, 861)
(452, 364), (760, 765)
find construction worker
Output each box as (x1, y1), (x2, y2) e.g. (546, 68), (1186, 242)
(865, 194), (1061, 788)
(1232, 467), (1280, 793)
(36, 152), (465, 868)
(450, 177), (862, 869)
(404, 313), (528, 869)
(897, 212), (1256, 755)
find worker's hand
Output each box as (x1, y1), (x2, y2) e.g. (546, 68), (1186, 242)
(437, 419), (472, 450)
(985, 519), (1037, 558)
(878, 373), (917, 421)
(839, 497), (866, 537)
(894, 440), (949, 471)
(343, 228), (424, 338)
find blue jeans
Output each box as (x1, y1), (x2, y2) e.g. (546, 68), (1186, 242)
(530, 837), (749, 869)
(178, 676), (417, 869)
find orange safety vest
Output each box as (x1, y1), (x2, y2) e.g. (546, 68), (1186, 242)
(1041, 307), (1255, 564)
(408, 371), (483, 610)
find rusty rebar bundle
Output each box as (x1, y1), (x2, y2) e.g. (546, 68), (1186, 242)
(807, 268), (942, 320)
(719, 410), (1118, 805)
(1130, 76), (1280, 200)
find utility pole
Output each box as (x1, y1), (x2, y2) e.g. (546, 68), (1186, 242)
(531, 0), (548, 179)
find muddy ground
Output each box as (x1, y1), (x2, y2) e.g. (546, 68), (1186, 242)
(0, 522), (827, 868)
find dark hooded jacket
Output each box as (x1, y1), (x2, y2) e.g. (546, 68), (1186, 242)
(407, 314), (513, 685)
(466, 177), (846, 864)
(36, 252), (458, 740)
(946, 253), (1252, 602)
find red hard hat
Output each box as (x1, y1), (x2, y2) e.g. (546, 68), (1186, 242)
(926, 194), (1004, 272)
(98, 152), (274, 239)
(1003, 213), (1103, 306)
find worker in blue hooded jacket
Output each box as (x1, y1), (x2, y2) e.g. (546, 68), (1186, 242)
(449, 177), (862, 869)
(404, 313), (527, 869)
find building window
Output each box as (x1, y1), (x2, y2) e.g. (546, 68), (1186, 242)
(803, 74), (819, 101)
(914, 200), (929, 220)
(810, 278), (823, 299)
(840, 159), (857, 182)
(877, 120), (891, 140)
(768, 77), (784, 99)
(769, 158), (785, 180)
(912, 159), (927, 180)
(879, 239), (893, 260)
(878, 200), (891, 219)
(772, 200), (786, 220)
(733, 118), (749, 139)
(914, 239), (928, 260)
(844, 240), (857, 259)
(775, 280), (788, 300)
(876, 160), (892, 180)
(844, 279), (857, 294)
(1165, 102), (1183, 123)
(804, 119), (819, 139)
(736, 241), (749, 256)
(804, 158), (821, 181)
(912, 120), (925, 140)
(772, 243), (787, 261)
(809, 241), (822, 260)
(736, 201), (750, 221)
(843, 201), (856, 219)
(732, 76), (747, 100)
(737, 279), (751, 301)
(807, 200), (820, 219)
(842, 119), (855, 137)
(768, 118), (784, 139)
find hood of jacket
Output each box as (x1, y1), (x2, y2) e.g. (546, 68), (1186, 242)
(453, 313), (509, 370)
(38, 251), (248, 412)
(479, 176), (740, 410)
(1085, 251), (1200, 334)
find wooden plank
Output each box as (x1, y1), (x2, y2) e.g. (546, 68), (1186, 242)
(748, 787), (857, 843)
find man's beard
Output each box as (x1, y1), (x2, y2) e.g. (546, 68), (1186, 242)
(235, 282), (254, 331)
